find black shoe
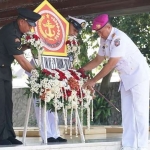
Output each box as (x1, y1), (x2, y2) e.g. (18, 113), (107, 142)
(56, 137), (67, 142)
(0, 139), (12, 145)
(7, 137), (22, 145)
(47, 137), (59, 142)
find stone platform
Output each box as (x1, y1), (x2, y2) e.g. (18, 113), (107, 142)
(0, 141), (121, 150)
(0, 126), (150, 150)
(14, 125), (123, 137)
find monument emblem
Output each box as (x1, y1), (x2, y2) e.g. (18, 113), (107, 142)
(34, 0), (69, 56)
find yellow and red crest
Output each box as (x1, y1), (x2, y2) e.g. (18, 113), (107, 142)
(34, 0), (69, 56)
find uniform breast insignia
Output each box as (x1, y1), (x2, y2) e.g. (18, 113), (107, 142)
(112, 33), (116, 38)
(114, 38), (120, 47)
(102, 44), (107, 59)
(17, 46), (22, 50)
(15, 38), (20, 43)
(102, 45), (105, 50)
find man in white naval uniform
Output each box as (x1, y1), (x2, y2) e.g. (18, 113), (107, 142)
(79, 14), (150, 150)
(33, 16), (88, 143)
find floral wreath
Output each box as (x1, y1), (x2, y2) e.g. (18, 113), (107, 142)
(29, 67), (93, 110)
(66, 36), (80, 66)
(21, 32), (43, 66)
(22, 32), (94, 137)
(27, 67), (94, 137)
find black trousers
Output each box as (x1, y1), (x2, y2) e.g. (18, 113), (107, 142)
(0, 79), (15, 140)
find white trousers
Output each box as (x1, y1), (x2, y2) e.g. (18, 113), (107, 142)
(121, 80), (149, 149)
(33, 99), (60, 140)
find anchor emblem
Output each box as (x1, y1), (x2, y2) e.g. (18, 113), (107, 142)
(43, 20), (55, 40)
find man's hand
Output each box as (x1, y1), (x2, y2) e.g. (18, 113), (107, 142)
(21, 44), (30, 51)
(83, 78), (96, 89)
(13, 54), (34, 72)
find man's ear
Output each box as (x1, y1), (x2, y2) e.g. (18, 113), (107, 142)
(18, 19), (24, 26)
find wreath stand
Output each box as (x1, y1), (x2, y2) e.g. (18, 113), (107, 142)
(22, 94), (85, 145)
(22, 56), (85, 145)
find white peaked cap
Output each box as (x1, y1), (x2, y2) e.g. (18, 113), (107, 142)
(68, 15), (86, 25)
(68, 15), (88, 30)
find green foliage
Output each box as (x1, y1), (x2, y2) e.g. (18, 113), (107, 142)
(76, 21), (99, 77)
(78, 13), (150, 125)
(78, 13), (150, 70)
(77, 13), (150, 97)
(111, 13), (150, 63)
(82, 94), (112, 125)
(92, 94), (111, 125)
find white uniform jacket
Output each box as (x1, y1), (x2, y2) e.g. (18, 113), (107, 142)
(98, 27), (150, 91)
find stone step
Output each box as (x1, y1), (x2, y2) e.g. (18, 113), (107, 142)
(14, 125), (123, 137)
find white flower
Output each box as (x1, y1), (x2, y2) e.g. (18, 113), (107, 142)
(21, 32), (44, 67)
(28, 68), (94, 119)
(45, 92), (55, 102)
(72, 101), (78, 108)
(59, 81), (66, 87)
(66, 36), (80, 65)
(72, 46), (77, 51)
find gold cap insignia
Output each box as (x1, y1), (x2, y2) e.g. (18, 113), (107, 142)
(96, 24), (101, 30)
(15, 38), (20, 43)
(81, 22), (86, 28)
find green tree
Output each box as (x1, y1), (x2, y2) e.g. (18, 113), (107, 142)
(111, 13), (150, 63)
(77, 21), (99, 67)
(78, 13), (150, 94)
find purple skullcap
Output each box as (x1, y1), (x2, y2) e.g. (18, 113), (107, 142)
(92, 14), (109, 31)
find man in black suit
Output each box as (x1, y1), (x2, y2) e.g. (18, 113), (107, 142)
(0, 8), (41, 145)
